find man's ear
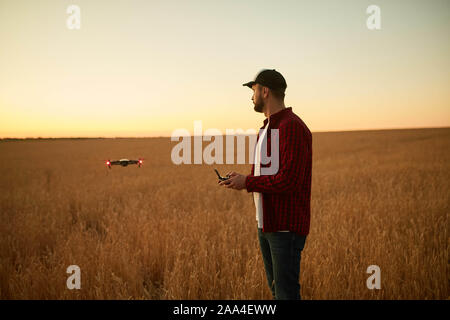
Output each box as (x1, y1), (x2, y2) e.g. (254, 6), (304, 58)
(262, 86), (269, 98)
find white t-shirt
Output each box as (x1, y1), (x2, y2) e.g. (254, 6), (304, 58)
(253, 120), (288, 232)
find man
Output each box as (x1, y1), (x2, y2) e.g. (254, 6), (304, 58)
(218, 69), (312, 300)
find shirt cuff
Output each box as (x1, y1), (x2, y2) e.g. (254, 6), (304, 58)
(245, 175), (257, 193)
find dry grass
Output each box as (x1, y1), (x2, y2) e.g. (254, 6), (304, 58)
(0, 128), (448, 299)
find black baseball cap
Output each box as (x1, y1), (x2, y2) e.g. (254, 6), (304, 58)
(242, 69), (287, 92)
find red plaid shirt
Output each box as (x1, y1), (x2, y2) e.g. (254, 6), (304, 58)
(245, 107), (312, 235)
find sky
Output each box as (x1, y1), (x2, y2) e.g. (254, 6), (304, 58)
(0, 0), (449, 138)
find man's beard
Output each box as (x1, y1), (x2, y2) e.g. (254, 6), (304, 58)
(253, 99), (264, 113)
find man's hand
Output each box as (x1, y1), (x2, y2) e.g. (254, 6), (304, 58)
(218, 171), (247, 190)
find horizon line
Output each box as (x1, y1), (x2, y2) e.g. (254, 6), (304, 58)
(1, 125), (449, 140)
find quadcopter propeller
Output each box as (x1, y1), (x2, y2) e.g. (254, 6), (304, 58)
(103, 159), (112, 169)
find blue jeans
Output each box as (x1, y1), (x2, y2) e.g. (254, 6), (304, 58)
(257, 228), (307, 300)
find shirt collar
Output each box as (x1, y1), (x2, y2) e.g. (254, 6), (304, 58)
(263, 107), (292, 127)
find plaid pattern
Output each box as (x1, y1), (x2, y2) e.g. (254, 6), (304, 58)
(245, 107), (312, 235)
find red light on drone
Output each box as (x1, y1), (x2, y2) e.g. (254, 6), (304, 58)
(139, 160), (143, 164)
(106, 161), (110, 165)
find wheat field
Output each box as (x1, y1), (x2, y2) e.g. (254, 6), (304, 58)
(0, 127), (448, 299)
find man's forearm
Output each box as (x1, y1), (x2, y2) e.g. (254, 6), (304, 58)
(245, 172), (299, 194)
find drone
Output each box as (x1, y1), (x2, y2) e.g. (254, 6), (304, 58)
(105, 158), (144, 169)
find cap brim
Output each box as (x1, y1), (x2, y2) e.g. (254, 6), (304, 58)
(242, 81), (256, 88)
